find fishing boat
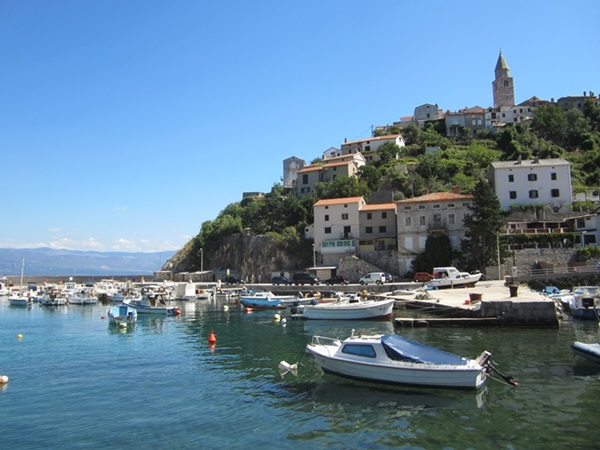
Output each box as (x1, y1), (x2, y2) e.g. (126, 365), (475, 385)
(299, 298), (395, 320)
(124, 292), (181, 315)
(240, 291), (317, 309)
(571, 341), (600, 363)
(305, 331), (516, 390)
(566, 286), (600, 320)
(67, 289), (99, 305)
(39, 289), (69, 306)
(107, 304), (138, 326)
(427, 267), (482, 289)
(8, 291), (35, 307)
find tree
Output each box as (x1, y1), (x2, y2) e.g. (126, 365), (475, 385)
(376, 142), (401, 164)
(460, 179), (505, 273)
(315, 176), (370, 200)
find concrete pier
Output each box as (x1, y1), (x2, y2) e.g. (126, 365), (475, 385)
(391, 280), (560, 328)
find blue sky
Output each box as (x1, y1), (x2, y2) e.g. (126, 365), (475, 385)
(1, 1), (598, 253)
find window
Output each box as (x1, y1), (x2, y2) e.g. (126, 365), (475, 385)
(365, 227), (373, 234)
(382, 212), (387, 219)
(510, 191), (517, 199)
(433, 204), (440, 209)
(405, 217), (412, 227)
(342, 344), (376, 358)
(418, 205), (426, 210)
(551, 189), (560, 198)
(447, 203), (454, 208)
(302, 174), (308, 184)
(379, 226), (386, 233)
(324, 227), (331, 234)
(551, 172), (557, 180)
(367, 213), (372, 220)
(324, 214), (329, 221)
(341, 213), (348, 220)
(448, 214), (455, 225)
(508, 174), (514, 182)
(403, 206), (412, 210)
(419, 216), (426, 226)
(528, 173), (537, 181)
(529, 190), (539, 199)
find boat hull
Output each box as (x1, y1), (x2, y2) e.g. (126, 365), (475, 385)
(301, 299), (395, 320)
(571, 341), (600, 363)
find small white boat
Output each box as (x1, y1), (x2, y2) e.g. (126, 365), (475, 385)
(567, 286), (600, 320)
(124, 292), (181, 315)
(299, 298), (396, 320)
(8, 291), (35, 307)
(306, 331), (510, 390)
(39, 289), (69, 306)
(107, 304), (138, 326)
(427, 267), (482, 289)
(67, 290), (99, 305)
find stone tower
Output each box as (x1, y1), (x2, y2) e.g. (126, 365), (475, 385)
(492, 51), (515, 108)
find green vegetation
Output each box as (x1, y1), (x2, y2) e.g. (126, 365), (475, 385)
(187, 99), (600, 272)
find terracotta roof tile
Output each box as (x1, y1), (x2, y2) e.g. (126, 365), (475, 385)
(314, 197), (364, 207)
(396, 192), (473, 204)
(360, 203), (396, 211)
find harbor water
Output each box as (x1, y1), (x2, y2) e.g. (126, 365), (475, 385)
(1, 297), (599, 449)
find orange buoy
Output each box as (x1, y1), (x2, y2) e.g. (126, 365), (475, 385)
(208, 330), (217, 345)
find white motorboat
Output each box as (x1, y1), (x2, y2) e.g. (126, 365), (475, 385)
(67, 289), (99, 305)
(8, 291), (35, 306)
(566, 286), (600, 320)
(305, 331), (514, 390)
(427, 267), (482, 289)
(299, 298), (396, 320)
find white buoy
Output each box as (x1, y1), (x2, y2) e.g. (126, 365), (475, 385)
(274, 313), (281, 322)
(281, 317), (287, 324)
(278, 361), (292, 371)
(223, 305), (229, 311)
(0, 375), (9, 384)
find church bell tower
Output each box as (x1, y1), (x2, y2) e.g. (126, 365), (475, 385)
(493, 51), (515, 108)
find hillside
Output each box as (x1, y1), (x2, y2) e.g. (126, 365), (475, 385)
(0, 248), (175, 276)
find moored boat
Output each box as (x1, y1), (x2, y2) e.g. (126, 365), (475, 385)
(299, 298), (395, 320)
(427, 267), (482, 289)
(567, 286), (600, 320)
(107, 304), (138, 326)
(124, 292), (181, 315)
(305, 331), (515, 390)
(571, 341), (600, 363)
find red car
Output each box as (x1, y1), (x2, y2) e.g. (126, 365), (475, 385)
(413, 272), (434, 282)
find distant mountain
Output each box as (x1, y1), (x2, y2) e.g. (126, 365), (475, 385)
(0, 248), (175, 276)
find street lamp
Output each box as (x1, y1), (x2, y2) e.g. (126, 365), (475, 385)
(200, 248), (204, 280)
(312, 243), (317, 267)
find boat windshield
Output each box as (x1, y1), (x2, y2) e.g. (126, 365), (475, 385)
(381, 334), (468, 365)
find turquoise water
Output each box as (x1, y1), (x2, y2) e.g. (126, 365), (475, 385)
(1, 298), (599, 449)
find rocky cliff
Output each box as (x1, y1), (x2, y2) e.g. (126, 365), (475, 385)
(162, 232), (311, 280)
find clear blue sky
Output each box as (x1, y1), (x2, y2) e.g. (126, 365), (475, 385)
(1, 1), (598, 253)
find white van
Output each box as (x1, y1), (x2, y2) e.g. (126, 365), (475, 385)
(358, 272), (386, 285)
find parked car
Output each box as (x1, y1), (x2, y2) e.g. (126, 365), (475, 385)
(359, 272), (386, 285)
(292, 272), (320, 285)
(223, 275), (243, 285)
(413, 272), (434, 282)
(324, 275), (349, 285)
(384, 273), (393, 283)
(271, 276), (292, 285)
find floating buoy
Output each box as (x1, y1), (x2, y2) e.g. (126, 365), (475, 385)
(223, 305), (229, 311)
(208, 330), (217, 345)
(101, 316), (105, 320)
(0, 375), (8, 384)
(281, 318), (287, 324)
(274, 314), (281, 322)
(16, 334), (23, 339)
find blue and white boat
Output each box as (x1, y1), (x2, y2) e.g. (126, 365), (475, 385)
(240, 291), (318, 309)
(123, 292), (181, 315)
(567, 286), (600, 320)
(107, 304), (138, 326)
(571, 341), (600, 363)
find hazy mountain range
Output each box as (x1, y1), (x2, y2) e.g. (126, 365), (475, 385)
(0, 248), (175, 276)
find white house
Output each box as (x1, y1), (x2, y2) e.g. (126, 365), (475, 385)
(314, 197), (364, 262)
(395, 192), (474, 275)
(489, 158), (572, 212)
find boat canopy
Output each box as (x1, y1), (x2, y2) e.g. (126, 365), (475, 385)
(380, 334), (468, 366)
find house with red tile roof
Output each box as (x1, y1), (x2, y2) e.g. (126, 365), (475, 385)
(395, 191), (473, 274)
(296, 153), (366, 197)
